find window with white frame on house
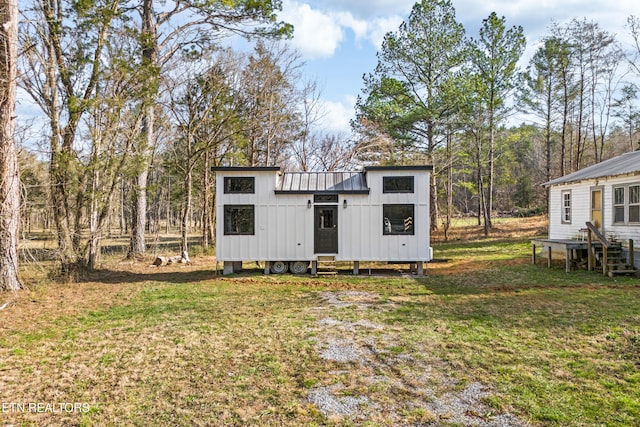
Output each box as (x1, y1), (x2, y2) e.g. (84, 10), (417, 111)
(224, 177), (255, 193)
(613, 184), (640, 224)
(224, 205), (254, 235)
(383, 204), (414, 235)
(561, 190), (571, 223)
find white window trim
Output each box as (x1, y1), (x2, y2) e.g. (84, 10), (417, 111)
(561, 190), (572, 224)
(612, 183), (640, 225)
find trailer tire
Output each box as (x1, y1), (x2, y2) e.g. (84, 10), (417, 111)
(270, 261), (289, 274)
(289, 261), (310, 275)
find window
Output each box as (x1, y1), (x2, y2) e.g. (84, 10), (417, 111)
(314, 194), (338, 203)
(224, 177), (254, 193)
(383, 204), (414, 235)
(614, 187), (625, 223)
(561, 190), (571, 224)
(383, 176), (414, 193)
(224, 205), (254, 235)
(612, 184), (640, 224)
(631, 185), (640, 223)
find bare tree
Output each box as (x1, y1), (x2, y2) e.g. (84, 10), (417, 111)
(239, 41), (303, 166)
(128, 0), (292, 257)
(165, 51), (243, 253)
(0, 0), (22, 290)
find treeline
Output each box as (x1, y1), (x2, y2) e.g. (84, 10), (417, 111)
(15, 0), (362, 274)
(12, 0), (640, 277)
(354, 0), (640, 238)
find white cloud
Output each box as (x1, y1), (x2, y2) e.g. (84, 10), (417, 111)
(280, 0), (345, 59)
(335, 12), (368, 42)
(317, 96), (357, 134)
(367, 16), (405, 48)
(280, 1), (408, 58)
(308, 0), (415, 20)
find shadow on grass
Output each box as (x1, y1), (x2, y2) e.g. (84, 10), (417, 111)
(84, 268), (221, 285)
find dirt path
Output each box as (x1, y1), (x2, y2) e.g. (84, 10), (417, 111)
(307, 290), (530, 426)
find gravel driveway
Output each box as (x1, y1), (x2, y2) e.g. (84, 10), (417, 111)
(307, 291), (530, 426)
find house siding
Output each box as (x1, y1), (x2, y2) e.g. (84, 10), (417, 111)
(215, 167), (431, 264)
(548, 174), (640, 268)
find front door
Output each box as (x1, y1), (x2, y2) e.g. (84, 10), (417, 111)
(591, 188), (603, 231)
(314, 206), (338, 253)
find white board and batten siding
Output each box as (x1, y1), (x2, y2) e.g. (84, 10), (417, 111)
(213, 166), (432, 271)
(344, 168), (430, 262)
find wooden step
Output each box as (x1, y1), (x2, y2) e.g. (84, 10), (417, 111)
(315, 256), (338, 275)
(608, 269), (638, 277)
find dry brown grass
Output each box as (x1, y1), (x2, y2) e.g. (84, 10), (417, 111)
(2, 216), (639, 426)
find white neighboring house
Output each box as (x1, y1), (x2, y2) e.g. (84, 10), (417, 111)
(544, 150), (640, 268)
(212, 165), (433, 275)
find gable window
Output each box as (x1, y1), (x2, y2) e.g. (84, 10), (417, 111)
(383, 204), (414, 235)
(561, 190), (571, 224)
(383, 176), (414, 193)
(613, 184), (640, 224)
(224, 205), (254, 235)
(224, 177), (254, 194)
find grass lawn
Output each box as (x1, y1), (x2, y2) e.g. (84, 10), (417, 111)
(1, 225), (639, 425)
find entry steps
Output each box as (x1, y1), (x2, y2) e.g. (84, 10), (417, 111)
(314, 256), (337, 276)
(593, 242), (637, 277)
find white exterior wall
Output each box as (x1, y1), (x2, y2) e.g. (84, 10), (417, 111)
(339, 170), (430, 261)
(549, 175), (640, 243)
(548, 176), (640, 268)
(215, 171), (314, 261)
(215, 168), (431, 263)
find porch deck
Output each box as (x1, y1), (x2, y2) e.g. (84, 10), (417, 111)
(531, 239), (589, 273)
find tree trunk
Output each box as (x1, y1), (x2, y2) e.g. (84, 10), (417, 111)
(444, 131), (453, 242)
(0, 0), (22, 290)
(487, 113), (495, 232)
(130, 106), (151, 257)
(130, 0), (157, 257)
(202, 150), (211, 250)
(181, 170), (192, 254)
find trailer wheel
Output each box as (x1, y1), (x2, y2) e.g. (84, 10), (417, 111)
(289, 261), (310, 275)
(270, 261), (289, 274)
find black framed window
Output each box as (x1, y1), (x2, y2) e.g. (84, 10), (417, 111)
(224, 205), (254, 235)
(383, 176), (414, 193)
(383, 204), (414, 235)
(224, 177), (255, 194)
(314, 194), (338, 203)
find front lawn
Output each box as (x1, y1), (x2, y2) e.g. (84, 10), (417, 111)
(1, 238), (638, 425)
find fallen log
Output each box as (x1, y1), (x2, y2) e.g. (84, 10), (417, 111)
(152, 251), (190, 267)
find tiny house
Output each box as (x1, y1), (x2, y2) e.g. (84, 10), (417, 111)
(543, 150), (640, 269)
(212, 165), (433, 275)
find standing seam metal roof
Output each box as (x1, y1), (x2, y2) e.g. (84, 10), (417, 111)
(543, 151), (640, 186)
(275, 171), (369, 193)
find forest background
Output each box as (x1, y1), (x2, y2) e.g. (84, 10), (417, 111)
(2, 0), (640, 287)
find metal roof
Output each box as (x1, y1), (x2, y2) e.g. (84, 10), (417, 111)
(275, 171), (370, 194)
(544, 151), (640, 186)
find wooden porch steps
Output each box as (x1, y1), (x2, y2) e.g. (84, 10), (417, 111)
(315, 256), (337, 276)
(589, 233), (637, 277)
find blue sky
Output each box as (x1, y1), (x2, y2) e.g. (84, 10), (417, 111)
(16, 0), (637, 146)
(275, 0), (638, 134)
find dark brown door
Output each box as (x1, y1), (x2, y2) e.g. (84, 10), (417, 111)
(314, 206), (338, 253)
